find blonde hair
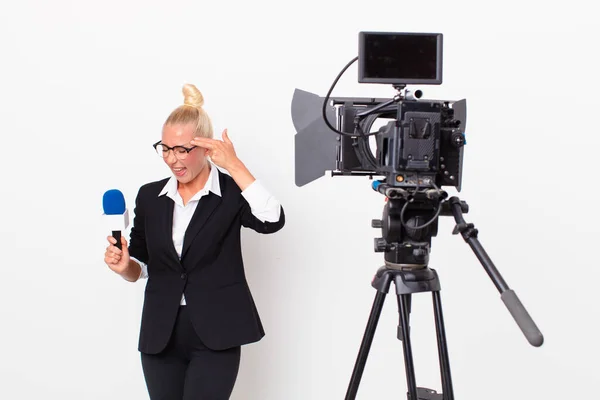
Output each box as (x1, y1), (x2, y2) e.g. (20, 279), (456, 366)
(164, 83), (214, 139)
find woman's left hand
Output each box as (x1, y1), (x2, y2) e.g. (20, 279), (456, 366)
(191, 129), (240, 171)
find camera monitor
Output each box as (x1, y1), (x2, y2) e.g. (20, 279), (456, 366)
(358, 32), (443, 85)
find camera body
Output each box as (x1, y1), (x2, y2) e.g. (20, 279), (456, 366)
(335, 94), (466, 196)
(334, 31), (467, 195)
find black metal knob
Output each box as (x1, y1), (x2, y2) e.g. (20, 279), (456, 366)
(451, 131), (465, 148)
(374, 238), (387, 252)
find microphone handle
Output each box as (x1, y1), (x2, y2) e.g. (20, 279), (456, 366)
(112, 231), (122, 250)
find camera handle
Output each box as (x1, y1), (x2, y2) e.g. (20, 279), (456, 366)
(446, 196), (544, 347)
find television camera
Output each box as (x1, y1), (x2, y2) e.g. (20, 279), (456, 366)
(291, 32), (543, 400)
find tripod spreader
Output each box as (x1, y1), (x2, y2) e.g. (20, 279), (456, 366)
(447, 196), (544, 347)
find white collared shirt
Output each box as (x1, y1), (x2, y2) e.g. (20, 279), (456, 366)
(130, 163), (281, 305)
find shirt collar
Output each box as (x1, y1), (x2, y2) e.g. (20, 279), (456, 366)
(158, 163), (222, 202)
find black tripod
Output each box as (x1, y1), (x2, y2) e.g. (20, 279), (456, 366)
(344, 195), (544, 400)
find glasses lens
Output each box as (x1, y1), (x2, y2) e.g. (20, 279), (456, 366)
(173, 147), (189, 160)
(155, 144), (191, 160)
(155, 144), (168, 157)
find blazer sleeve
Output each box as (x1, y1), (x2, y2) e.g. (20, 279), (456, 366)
(240, 200), (285, 234)
(238, 180), (285, 234)
(128, 186), (149, 264)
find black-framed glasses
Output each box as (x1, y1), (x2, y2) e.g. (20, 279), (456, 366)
(152, 141), (197, 160)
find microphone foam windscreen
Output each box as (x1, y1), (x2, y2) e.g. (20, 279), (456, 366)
(103, 189), (126, 215)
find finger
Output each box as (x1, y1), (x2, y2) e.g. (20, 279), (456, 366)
(121, 237), (129, 255)
(107, 245), (122, 256)
(191, 137), (217, 148)
(107, 236), (116, 245)
(222, 129), (232, 144)
(104, 254), (121, 264)
(105, 256), (118, 265)
(108, 255), (124, 266)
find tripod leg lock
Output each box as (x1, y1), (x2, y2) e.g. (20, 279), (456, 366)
(452, 222), (478, 239)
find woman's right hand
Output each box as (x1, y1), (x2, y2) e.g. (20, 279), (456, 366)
(104, 236), (131, 275)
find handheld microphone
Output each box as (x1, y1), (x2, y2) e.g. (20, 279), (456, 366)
(102, 189), (129, 250)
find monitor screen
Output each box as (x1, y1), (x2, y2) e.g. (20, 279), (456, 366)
(358, 32), (443, 85)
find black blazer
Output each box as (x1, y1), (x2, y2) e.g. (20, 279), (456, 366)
(128, 170), (285, 354)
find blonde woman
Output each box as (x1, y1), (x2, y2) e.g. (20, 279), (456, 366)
(104, 84), (285, 399)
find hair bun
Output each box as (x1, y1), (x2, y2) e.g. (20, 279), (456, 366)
(182, 83), (204, 108)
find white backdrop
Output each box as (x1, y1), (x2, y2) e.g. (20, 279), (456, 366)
(1, 1), (598, 399)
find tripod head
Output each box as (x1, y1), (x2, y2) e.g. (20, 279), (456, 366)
(371, 180), (469, 269)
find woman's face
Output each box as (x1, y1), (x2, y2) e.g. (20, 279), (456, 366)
(161, 123), (209, 185)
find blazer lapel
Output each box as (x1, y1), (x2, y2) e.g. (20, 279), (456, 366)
(158, 193), (180, 262)
(181, 191), (222, 259)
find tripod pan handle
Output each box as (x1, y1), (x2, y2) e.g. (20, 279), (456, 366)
(501, 290), (544, 347)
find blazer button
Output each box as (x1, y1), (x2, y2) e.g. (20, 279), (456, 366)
(181, 273), (187, 280)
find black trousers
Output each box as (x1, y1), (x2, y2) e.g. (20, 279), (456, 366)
(141, 306), (241, 400)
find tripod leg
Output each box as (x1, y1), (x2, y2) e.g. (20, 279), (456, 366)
(345, 291), (387, 400)
(432, 291), (454, 400)
(398, 293), (419, 400)
(396, 294), (412, 341)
